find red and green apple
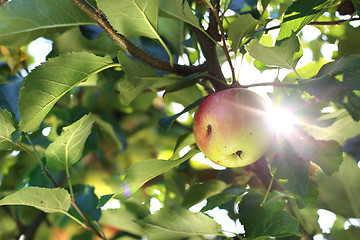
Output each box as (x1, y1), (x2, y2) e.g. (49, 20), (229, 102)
(193, 88), (271, 168)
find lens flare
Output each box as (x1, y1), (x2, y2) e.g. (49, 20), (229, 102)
(266, 106), (297, 134)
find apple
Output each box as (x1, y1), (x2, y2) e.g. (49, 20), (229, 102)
(193, 88), (271, 168)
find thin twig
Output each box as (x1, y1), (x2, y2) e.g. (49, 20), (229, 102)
(242, 82), (298, 89)
(25, 134), (60, 188)
(24, 134), (106, 239)
(265, 17), (360, 33)
(71, 200), (106, 239)
(70, 0), (204, 76)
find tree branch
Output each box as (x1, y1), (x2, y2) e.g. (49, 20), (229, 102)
(194, 0), (230, 91)
(205, 0), (237, 86)
(70, 0), (204, 76)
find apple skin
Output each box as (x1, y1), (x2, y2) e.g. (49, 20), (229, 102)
(193, 88), (271, 168)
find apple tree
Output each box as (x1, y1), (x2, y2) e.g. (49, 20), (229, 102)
(0, 0), (360, 239)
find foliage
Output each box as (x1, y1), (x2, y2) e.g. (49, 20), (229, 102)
(0, 0), (360, 239)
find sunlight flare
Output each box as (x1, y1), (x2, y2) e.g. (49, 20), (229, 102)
(266, 106), (298, 134)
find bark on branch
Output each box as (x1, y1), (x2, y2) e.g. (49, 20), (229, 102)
(70, 0), (204, 76)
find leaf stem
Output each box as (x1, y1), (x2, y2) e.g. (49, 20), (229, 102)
(65, 167), (74, 199)
(63, 211), (88, 229)
(261, 175), (274, 206)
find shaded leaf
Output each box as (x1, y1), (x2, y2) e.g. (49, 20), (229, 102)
(45, 114), (94, 171)
(228, 14), (261, 51)
(201, 189), (246, 212)
(165, 72), (206, 94)
(96, 0), (159, 39)
(50, 27), (121, 58)
(296, 206), (321, 236)
(0, 108), (16, 150)
(18, 52), (112, 133)
(115, 149), (199, 198)
(272, 138), (310, 197)
(158, 16), (184, 55)
(70, 185), (101, 222)
(159, 97), (205, 132)
(330, 226), (360, 240)
(295, 137), (343, 177)
(160, 0), (201, 31)
(344, 134), (360, 161)
(0, 187), (71, 213)
(100, 209), (144, 236)
(298, 54), (360, 121)
(182, 179), (228, 208)
(246, 34), (303, 70)
(238, 191), (301, 239)
(136, 206), (221, 240)
(96, 194), (114, 209)
(94, 115), (126, 153)
(277, 0), (333, 42)
(0, 0), (94, 47)
(308, 109), (360, 144)
(169, 133), (196, 160)
(117, 51), (157, 105)
(318, 155), (360, 218)
(0, 82), (21, 122)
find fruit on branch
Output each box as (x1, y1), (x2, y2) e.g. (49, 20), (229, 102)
(193, 88), (271, 168)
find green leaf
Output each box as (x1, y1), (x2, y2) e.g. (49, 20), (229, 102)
(96, 0), (159, 39)
(182, 179), (228, 208)
(298, 54), (360, 121)
(169, 133), (196, 160)
(318, 155), (360, 218)
(0, 187), (71, 213)
(115, 149), (198, 198)
(277, 0), (333, 42)
(117, 51), (157, 105)
(100, 209), (144, 236)
(297, 138), (343, 177)
(158, 97), (205, 132)
(228, 14), (261, 52)
(45, 114), (95, 171)
(0, 82), (22, 123)
(136, 206), (221, 240)
(165, 72), (206, 94)
(353, 0), (360, 11)
(96, 194), (114, 209)
(69, 185), (101, 221)
(158, 16), (184, 55)
(330, 226), (360, 240)
(308, 109), (360, 144)
(246, 34), (303, 70)
(160, 0), (201, 31)
(201, 188), (246, 212)
(0, 0), (94, 47)
(0, 109), (16, 150)
(272, 139), (310, 197)
(296, 206), (321, 235)
(18, 52), (113, 133)
(239, 191), (301, 239)
(50, 27), (121, 58)
(94, 115), (124, 152)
